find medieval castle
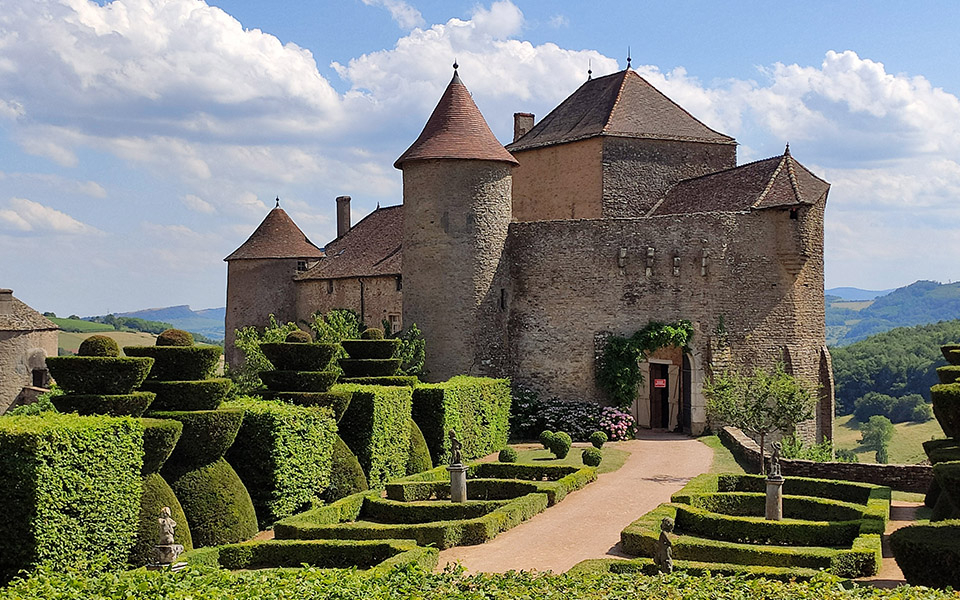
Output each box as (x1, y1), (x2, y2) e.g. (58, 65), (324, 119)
(225, 67), (834, 440)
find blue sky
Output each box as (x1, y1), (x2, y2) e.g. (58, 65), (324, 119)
(2, 0), (959, 315)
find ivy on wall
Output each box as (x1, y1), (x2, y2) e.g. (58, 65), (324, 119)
(596, 320), (694, 409)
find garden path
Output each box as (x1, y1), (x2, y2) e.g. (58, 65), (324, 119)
(436, 430), (713, 573)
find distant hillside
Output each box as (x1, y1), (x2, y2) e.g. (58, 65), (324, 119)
(826, 287), (894, 301)
(826, 280), (960, 346)
(116, 305), (225, 340)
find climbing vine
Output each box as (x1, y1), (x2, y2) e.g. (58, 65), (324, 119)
(597, 320), (694, 409)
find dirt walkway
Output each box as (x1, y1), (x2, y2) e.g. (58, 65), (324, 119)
(436, 431), (714, 573)
(856, 501), (921, 588)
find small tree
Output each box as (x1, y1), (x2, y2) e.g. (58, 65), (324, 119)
(704, 363), (816, 474)
(229, 315), (300, 394)
(860, 415), (895, 464)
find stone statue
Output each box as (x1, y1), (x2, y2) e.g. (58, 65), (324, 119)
(448, 430), (463, 465)
(154, 506), (184, 567)
(654, 517), (674, 574)
(769, 441), (782, 479)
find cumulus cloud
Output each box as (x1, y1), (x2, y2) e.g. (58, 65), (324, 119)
(361, 0), (425, 29)
(0, 197), (98, 234)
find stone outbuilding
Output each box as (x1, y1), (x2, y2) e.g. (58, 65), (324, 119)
(0, 289), (58, 413)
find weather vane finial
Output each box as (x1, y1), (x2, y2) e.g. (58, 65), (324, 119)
(785, 142), (791, 155)
(587, 59), (592, 80)
(627, 47), (632, 69)
(275, 197), (280, 208)
(453, 58), (458, 71)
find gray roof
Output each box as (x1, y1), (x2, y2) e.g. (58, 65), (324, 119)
(0, 292), (59, 332)
(507, 69), (735, 153)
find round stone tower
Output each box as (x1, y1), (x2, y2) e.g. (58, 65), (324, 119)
(395, 68), (518, 381)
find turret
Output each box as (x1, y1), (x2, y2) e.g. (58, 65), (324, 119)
(395, 67), (518, 380)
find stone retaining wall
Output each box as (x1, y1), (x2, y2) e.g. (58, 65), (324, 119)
(720, 426), (932, 493)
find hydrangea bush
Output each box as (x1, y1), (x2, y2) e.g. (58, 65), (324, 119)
(510, 386), (601, 441)
(599, 406), (634, 441)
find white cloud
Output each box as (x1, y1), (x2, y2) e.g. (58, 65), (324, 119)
(182, 194), (216, 214)
(0, 197), (98, 234)
(548, 14), (569, 28)
(361, 0), (425, 29)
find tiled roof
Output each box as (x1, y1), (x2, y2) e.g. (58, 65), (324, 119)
(224, 206), (324, 261)
(0, 292), (59, 332)
(506, 69), (736, 152)
(296, 205), (402, 280)
(649, 148), (830, 216)
(395, 71), (518, 168)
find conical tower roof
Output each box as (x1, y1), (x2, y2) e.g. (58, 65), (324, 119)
(507, 69), (736, 152)
(394, 70), (518, 169)
(224, 204), (324, 261)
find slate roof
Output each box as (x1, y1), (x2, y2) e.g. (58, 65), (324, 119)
(0, 291), (59, 332)
(395, 71), (518, 168)
(506, 69), (735, 153)
(224, 206), (324, 261)
(649, 148), (830, 216)
(296, 205), (402, 280)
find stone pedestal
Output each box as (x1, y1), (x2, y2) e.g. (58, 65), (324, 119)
(147, 544), (186, 571)
(765, 476), (784, 521)
(448, 464), (468, 503)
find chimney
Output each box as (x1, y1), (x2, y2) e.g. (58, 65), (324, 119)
(513, 113), (534, 142)
(0, 289), (12, 316)
(336, 196), (351, 239)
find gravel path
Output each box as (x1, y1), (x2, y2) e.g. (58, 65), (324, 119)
(436, 430), (714, 573)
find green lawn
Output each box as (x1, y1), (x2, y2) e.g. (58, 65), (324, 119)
(48, 317), (114, 332)
(698, 435), (748, 474)
(510, 443), (630, 474)
(834, 413), (944, 465)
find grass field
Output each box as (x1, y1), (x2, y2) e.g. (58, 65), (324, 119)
(833, 413), (944, 465)
(48, 317), (113, 333)
(58, 330), (157, 355)
(510, 443), (631, 474)
(698, 435), (748, 474)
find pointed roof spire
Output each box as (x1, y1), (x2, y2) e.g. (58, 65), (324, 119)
(626, 47), (632, 69)
(275, 196), (280, 207)
(784, 142), (791, 156)
(394, 67), (518, 169)
(224, 205), (324, 261)
(587, 59), (592, 81)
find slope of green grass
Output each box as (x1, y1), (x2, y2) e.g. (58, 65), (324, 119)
(47, 317), (113, 333)
(698, 435), (748, 474)
(833, 413), (944, 465)
(58, 330), (158, 355)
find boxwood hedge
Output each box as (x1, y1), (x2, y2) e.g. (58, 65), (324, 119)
(45, 356), (154, 394)
(148, 409), (244, 468)
(406, 418), (432, 475)
(130, 472), (192, 566)
(224, 398), (338, 527)
(51, 391), (155, 417)
(260, 342), (336, 372)
(339, 376), (420, 387)
(891, 521), (960, 588)
(321, 435), (369, 503)
(140, 379), (231, 411)
(0, 414), (143, 583)
(567, 557), (822, 581)
(412, 376), (511, 466)
(341, 339), (400, 360)
(182, 538), (437, 571)
(140, 418), (183, 476)
(339, 359), (402, 378)
(124, 346), (221, 381)
(931, 383), (960, 438)
(336, 384), (413, 489)
(259, 370), (338, 392)
(262, 390), (353, 421)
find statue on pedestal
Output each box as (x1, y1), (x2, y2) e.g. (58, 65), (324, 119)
(654, 517), (674, 574)
(769, 441), (782, 479)
(153, 506), (185, 568)
(448, 430), (463, 466)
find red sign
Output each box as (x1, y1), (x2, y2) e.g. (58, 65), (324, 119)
(654, 379), (667, 388)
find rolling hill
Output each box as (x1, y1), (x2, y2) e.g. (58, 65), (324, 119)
(115, 305), (225, 340)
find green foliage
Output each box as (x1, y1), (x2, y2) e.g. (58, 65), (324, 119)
(831, 319), (960, 415)
(46, 316), (113, 333)
(582, 447), (603, 467)
(130, 473), (192, 566)
(86, 314), (182, 336)
(568, 556), (822, 581)
(309, 309), (363, 373)
(262, 390), (353, 422)
(259, 342), (336, 372)
(539, 430), (555, 449)
(860, 415), (894, 463)
(156, 328), (194, 347)
(589, 431), (607, 449)
(778, 434), (855, 462)
(140, 418), (182, 475)
(124, 345), (221, 381)
(52, 392), (155, 417)
(931, 462), (960, 520)
(230, 316), (301, 393)
(830, 281), (960, 345)
(704, 363), (815, 473)
(406, 419), (433, 475)
(140, 378), (231, 411)
(412, 377), (511, 465)
(184, 538), (436, 571)
(0, 414), (143, 582)
(342, 339), (401, 359)
(337, 384), (413, 488)
(150, 409), (245, 469)
(224, 398), (338, 527)
(320, 435), (368, 503)
(163, 457), (259, 548)
(77, 334), (119, 357)
(596, 320), (693, 409)
(890, 522), (960, 588)
(854, 391), (932, 423)
(548, 431), (572, 459)
(5, 387), (62, 415)
(46, 356), (154, 394)
(339, 358), (402, 377)
(339, 376), (419, 387)
(931, 383), (960, 437)
(498, 447), (519, 463)
(259, 370), (339, 392)
(361, 327), (385, 340)
(285, 330), (312, 343)
(392, 323), (426, 377)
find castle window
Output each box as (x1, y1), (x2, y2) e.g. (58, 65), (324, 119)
(499, 288), (507, 311)
(790, 208), (799, 220)
(396, 276), (403, 291)
(327, 280), (334, 294)
(32, 368), (47, 388)
(297, 260), (308, 272)
(388, 314), (401, 333)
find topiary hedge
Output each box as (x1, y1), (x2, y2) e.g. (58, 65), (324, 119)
(157, 329), (195, 346)
(931, 383), (960, 438)
(224, 398), (338, 527)
(567, 557), (822, 581)
(339, 376), (419, 387)
(285, 330), (313, 343)
(78, 334), (119, 357)
(46, 356), (154, 394)
(259, 370), (339, 392)
(499, 447), (518, 463)
(51, 391), (155, 417)
(582, 447), (603, 467)
(339, 359), (402, 378)
(321, 435), (369, 504)
(412, 376), (511, 466)
(140, 378), (231, 411)
(341, 339), (401, 360)
(890, 521), (960, 588)
(182, 538), (437, 571)
(261, 390), (353, 422)
(932, 461), (960, 520)
(149, 409), (245, 469)
(938, 365), (960, 385)
(0, 414), (143, 583)
(130, 473), (192, 566)
(140, 418), (183, 476)
(336, 384), (413, 489)
(406, 418), (433, 475)
(124, 345), (221, 381)
(260, 342), (336, 372)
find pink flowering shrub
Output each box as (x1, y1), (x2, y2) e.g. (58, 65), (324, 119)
(599, 406), (634, 440)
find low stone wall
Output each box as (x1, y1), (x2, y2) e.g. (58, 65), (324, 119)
(720, 426), (932, 493)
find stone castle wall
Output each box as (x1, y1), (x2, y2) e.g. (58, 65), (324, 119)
(0, 329), (57, 413)
(511, 138), (603, 222)
(401, 159), (512, 382)
(295, 275), (402, 332)
(224, 258), (301, 366)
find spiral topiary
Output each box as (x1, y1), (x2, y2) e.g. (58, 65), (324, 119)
(582, 447), (603, 467)
(157, 328), (194, 347)
(78, 334), (120, 357)
(498, 447), (519, 463)
(589, 431), (608, 449)
(360, 328), (385, 340)
(285, 330), (312, 343)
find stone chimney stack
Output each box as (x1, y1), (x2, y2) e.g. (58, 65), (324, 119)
(336, 196), (351, 239)
(0, 289), (12, 316)
(513, 113), (534, 142)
